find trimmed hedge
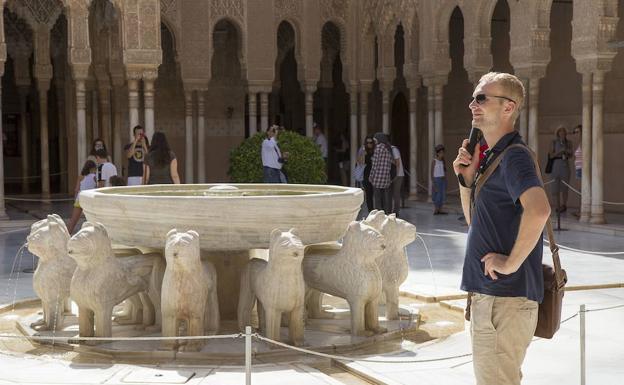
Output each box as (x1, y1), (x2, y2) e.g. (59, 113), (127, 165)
(229, 130), (327, 184)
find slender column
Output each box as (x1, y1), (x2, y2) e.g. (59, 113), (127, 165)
(143, 74), (156, 141)
(519, 78), (529, 140)
(56, 80), (68, 192)
(305, 85), (315, 137)
(409, 87), (418, 199)
(427, 86), (435, 197)
(580, 73), (592, 222)
(37, 79), (51, 198)
(18, 87), (30, 194)
(359, 84), (371, 145)
(91, 89), (99, 138)
(75, 78), (88, 174)
(382, 89), (390, 135)
(111, 79), (124, 169)
(349, 88), (358, 186)
(260, 92), (269, 131)
(184, 90), (194, 183)
(98, 86), (111, 149)
(127, 77), (140, 138)
(248, 92), (257, 136)
(590, 71), (605, 224)
(197, 90), (206, 183)
(434, 84), (443, 147)
(0, 75), (7, 218)
(528, 77), (540, 153)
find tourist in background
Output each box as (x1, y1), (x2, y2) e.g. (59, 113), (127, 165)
(67, 160), (97, 233)
(144, 132), (180, 184)
(431, 144), (448, 215)
(261, 125), (288, 183)
(390, 139), (405, 217)
(95, 148), (117, 188)
(87, 138), (112, 163)
(360, 135), (375, 212)
(572, 124), (582, 218)
(549, 125), (573, 213)
(313, 123), (328, 162)
(369, 132), (393, 213)
(125, 125), (149, 186)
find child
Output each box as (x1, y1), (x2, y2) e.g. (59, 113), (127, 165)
(431, 144), (448, 215)
(67, 160), (97, 233)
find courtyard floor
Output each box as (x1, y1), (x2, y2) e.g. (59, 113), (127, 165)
(0, 194), (623, 384)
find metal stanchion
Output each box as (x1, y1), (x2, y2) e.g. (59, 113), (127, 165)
(580, 304), (586, 385)
(555, 182), (567, 231)
(245, 326), (252, 385)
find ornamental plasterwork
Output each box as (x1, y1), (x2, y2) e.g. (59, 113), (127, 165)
(211, 0), (244, 25)
(5, 10), (34, 57)
(274, 0), (301, 21)
(6, 0), (63, 29)
(320, 0), (347, 21)
(361, 0), (417, 37)
(160, 0), (179, 31)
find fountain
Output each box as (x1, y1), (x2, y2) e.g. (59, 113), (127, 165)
(3, 183), (423, 362)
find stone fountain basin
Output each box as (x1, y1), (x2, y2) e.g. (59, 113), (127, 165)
(79, 184), (363, 251)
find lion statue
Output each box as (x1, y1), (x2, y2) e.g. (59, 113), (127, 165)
(364, 210), (416, 320)
(67, 222), (164, 338)
(238, 228), (306, 346)
(303, 221), (387, 337)
(161, 229), (219, 351)
(27, 214), (75, 331)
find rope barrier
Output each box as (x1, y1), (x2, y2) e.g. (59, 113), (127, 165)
(543, 239), (624, 256)
(0, 333), (244, 342)
(254, 334), (472, 363)
(3, 197), (75, 202)
(4, 171), (69, 181)
(559, 181), (624, 206)
(418, 232), (466, 238)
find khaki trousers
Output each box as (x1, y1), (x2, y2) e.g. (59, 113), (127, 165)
(470, 293), (538, 385)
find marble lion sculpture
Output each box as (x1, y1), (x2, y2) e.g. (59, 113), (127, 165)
(303, 221), (387, 337)
(238, 228), (306, 346)
(364, 210), (417, 320)
(27, 214), (76, 331)
(67, 222), (164, 338)
(161, 229), (220, 351)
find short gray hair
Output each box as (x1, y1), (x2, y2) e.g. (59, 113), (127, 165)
(479, 72), (525, 121)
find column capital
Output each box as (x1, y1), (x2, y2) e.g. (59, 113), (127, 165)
(126, 69), (144, 81)
(302, 81), (317, 94)
(142, 67), (159, 82)
(72, 63), (90, 81)
(359, 81), (373, 94)
(514, 66), (547, 81)
(422, 75), (447, 88)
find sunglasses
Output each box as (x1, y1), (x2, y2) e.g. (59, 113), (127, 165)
(471, 93), (516, 105)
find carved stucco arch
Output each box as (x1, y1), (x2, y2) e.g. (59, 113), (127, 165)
(435, 0), (464, 43)
(211, 16), (247, 78)
(321, 18), (349, 83)
(275, 18), (303, 83)
(160, 14), (177, 53)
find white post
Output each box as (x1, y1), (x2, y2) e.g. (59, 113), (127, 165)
(427, 87), (434, 198)
(434, 84), (443, 148)
(528, 77), (540, 153)
(76, 79), (88, 175)
(143, 77), (155, 141)
(349, 90), (358, 187)
(519, 78), (529, 141)
(580, 304), (586, 385)
(590, 71), (605, 224)
(245, 325), (252, 385)
(409, 87), (418, 199)
(260, 92), (269, 132)
(580, 73), (592, 222)
(127, 78), (140, 137)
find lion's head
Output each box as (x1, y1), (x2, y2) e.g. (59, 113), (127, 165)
(165, 229), (201, 269)
(268, 228), (304, 264)
(342, 221), (386, 262)
(67, 222), (114, 268)
(364, 211), (416, 249)
(27, 214), (70, 261)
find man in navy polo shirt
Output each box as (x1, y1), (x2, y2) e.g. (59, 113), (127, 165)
(453, 72), (551, 385)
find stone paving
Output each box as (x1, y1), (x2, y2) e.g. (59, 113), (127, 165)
(1, 197), (624, 384)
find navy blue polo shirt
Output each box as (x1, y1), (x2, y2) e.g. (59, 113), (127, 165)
(460, 131), (544, 303)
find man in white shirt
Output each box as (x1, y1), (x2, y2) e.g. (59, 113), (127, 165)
(313, 123), (328, 160)
(95, 149), (118, 187)
(391, 144), (405, 217)
(262, 125), (288, 183)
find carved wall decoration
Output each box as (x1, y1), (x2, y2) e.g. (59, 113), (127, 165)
(274, 0), (301, 21)
(321, 0), (348, 21)
(210, 0), (244, 25)
(5, 9), (34, 58)
(6, 0), (64, 29)
(160, 0), (179, 39)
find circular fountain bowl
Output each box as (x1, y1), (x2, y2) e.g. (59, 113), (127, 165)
(79, 184), (363, 250)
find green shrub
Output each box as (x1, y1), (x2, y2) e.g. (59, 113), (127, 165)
(229, 130), (327, 184)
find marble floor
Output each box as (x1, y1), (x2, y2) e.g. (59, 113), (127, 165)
(1, 197), (623, 384)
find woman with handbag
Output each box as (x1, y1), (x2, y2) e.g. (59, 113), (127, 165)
(548, 126), (573, 213)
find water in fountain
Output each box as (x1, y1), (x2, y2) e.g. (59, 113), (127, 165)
(2, 243), (28, 311)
